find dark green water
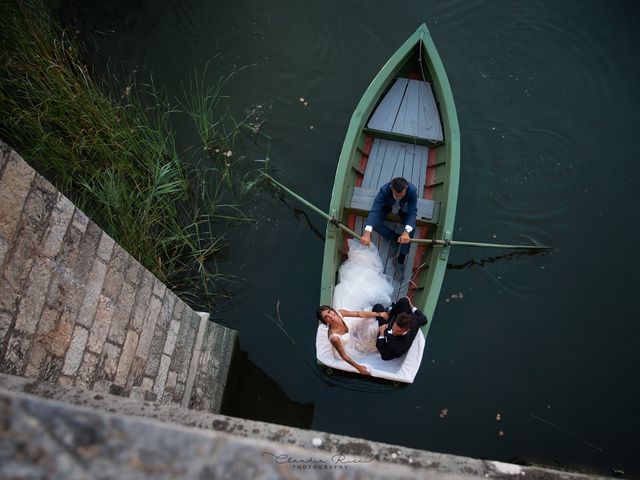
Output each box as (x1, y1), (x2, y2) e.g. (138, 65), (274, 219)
(58, 0), (640, 476)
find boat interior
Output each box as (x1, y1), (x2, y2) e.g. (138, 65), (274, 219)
(345, 70), (445, 302)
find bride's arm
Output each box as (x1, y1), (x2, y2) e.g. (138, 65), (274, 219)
(338, 309), (388, 320)
(329, 336), (370, 376)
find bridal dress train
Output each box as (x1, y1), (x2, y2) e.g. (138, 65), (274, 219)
(332, 239), (393, 354)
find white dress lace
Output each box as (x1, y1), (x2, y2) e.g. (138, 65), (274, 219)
(332, 239), (394, 355)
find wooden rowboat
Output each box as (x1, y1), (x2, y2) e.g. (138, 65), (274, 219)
(317, 24), (460, 381)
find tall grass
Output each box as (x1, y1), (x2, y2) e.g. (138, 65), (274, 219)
(0, 0), (267, 308)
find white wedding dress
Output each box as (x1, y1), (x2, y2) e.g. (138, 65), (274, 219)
(315, 239), (427, 383)
(332, 240), (393, 354)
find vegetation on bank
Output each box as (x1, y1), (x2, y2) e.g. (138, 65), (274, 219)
(0, 1), (269, 308)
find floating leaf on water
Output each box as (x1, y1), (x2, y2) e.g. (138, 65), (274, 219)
(309, 125), (314, 130)
(498, 430), (504, 436)
(496, 413), (501, 421)
(299, 97), (305, 102)
(459, 292), (464, 299)
(439, 408), (448, 418)
(223, 150), (233, 157)
(303, 101), (309, 107)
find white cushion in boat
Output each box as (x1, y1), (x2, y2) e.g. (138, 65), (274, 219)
(315, 318), (425, 383)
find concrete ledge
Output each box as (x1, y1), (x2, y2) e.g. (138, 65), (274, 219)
(0, 374), (606, 479)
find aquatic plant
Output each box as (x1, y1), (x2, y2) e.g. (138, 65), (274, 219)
(0, 0), (268, 308)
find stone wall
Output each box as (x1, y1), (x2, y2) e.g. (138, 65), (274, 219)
(0, 375), (604, 480)
(0, 140), (236, 412)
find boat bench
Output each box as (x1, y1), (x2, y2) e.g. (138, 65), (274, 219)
(347, 186), (439, 225)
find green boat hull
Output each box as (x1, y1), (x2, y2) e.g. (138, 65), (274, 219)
(320, 23), (460, 337)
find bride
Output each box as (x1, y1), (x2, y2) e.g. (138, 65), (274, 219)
(315, 239), (394, 375)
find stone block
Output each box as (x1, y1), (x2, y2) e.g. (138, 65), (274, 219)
(41, 355), (64, 382)
(133, 294), (162, 361)
(107, 281), (135, 345)
(100, 342), (121, 379)
(71, 208), (88, 234)
(125, 256), (142, 285)
(0, 310), (14, 347)
(125, 357), (145, 391)
(32, 302), (75, 360)
(23, 175), (57, 225)
(169, 308), (198, 384)
(57, 374), (74, 386)
(141, 377), (154, 391)
(34, 304), (60, 339)
(61, 325), (89, 376)
(0, 149), (35, 241)
(23, 341), (48, 379)
(130, 270), (153, 332)
(153, 353), (172, 400)
(130, 385), (156, 402)
(14, 256), (54, 335)
(75, 258), (108, 328)
(152, 275), (166, 299)
(74, 221), (103, 279)
(75, 351), (98, 388)
(143, 292), (175, 377)
(0, 214), (47, 313)
(164, 320), (181, 356)
(55, 217), (84, 269)
(96, 232), (115, 263)
(2, 333), (30, 375)
(101, 244), (128, 300)
(87, 295), (115, 354)
(92, 379), (113, 393)
(0, 236), (7, 270)
(114, 330), (138, 387)
(40, 194), (74, 260)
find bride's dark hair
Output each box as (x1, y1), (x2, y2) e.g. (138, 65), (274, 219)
(315, 305), (335, 324)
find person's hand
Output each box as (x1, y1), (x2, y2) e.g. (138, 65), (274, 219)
(377, 311), (389, 320)
(379, 324), (388, 336)
(356, 364), (371, 376)
(398, 231), (411, 244)
(360, 231), (371, 246)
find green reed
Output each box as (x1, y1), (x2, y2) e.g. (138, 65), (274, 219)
(0, 1), (267, 308)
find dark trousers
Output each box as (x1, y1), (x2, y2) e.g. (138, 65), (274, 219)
(373, 297), (411, 326)
(371, 208), (414, 256)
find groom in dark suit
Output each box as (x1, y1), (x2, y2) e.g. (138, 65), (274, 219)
(372, 296), (427, 360)
(359, 177), (418, 273)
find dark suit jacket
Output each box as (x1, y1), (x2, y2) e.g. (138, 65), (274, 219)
(376, 309), (428, 361)
(366, 182), (418, 230)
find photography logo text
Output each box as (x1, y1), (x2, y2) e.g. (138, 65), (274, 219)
(262, 452), (376, 470)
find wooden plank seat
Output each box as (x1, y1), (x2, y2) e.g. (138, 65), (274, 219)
(367, 78), (443, 142)
(347, 186), (439, 225)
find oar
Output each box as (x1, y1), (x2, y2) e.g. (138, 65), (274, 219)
(409, 237), (553, 250)
(262, 173), (552, 251)
(262, 173), (363, 241)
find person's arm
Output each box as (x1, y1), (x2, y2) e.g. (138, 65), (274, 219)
(361, 186), (387, 246)
(405, 296), (428, 327)
(375, 326), (399, 361)
(413, 309), (428, 327)
(330, 336), (370, 375)
(339, 309), (388, 320)
(403, 185), (418, 233)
